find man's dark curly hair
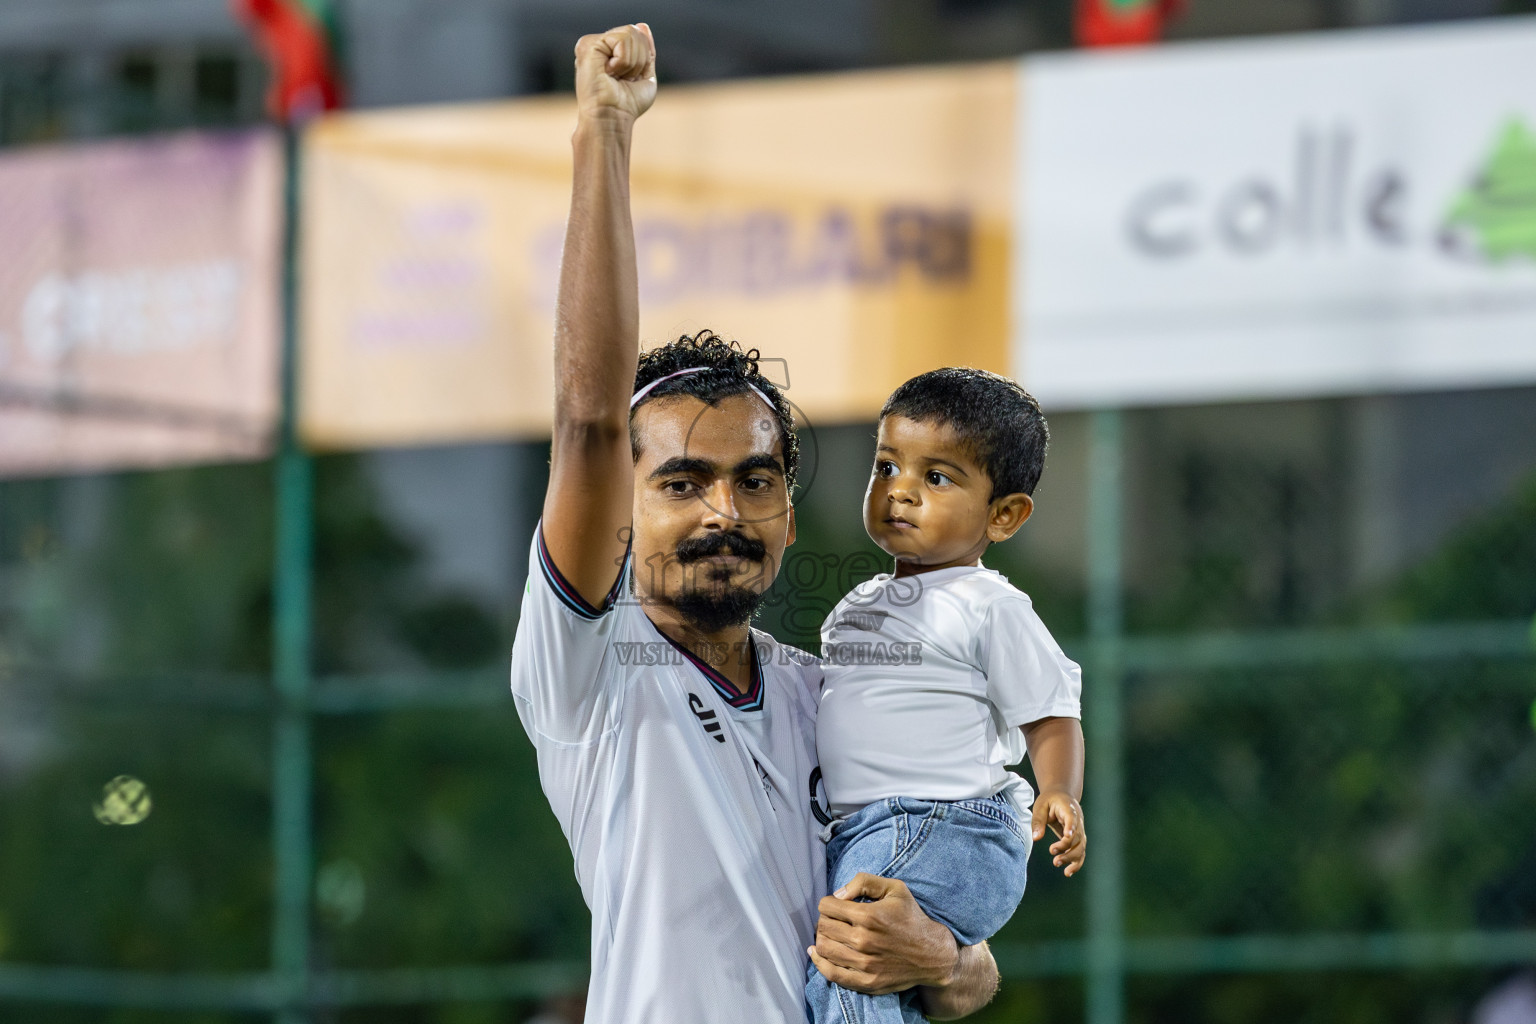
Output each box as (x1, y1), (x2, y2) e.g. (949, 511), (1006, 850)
(880, 367), (1048, 501)
(630, 330), (800, 490)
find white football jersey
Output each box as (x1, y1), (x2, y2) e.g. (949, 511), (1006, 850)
(817, 565), (1082, 819)
(510, 524), (826, 1024)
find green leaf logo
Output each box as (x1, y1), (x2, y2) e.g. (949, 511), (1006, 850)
(1440, 118), (1536, 262)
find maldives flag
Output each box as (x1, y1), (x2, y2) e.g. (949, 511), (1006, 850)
(231, 0), (344, 120)
(1075, 0), (1186, 47)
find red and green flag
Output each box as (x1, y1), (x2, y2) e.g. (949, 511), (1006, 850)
(1075, 0), (1186, 47)
(231, 0), (344, 120)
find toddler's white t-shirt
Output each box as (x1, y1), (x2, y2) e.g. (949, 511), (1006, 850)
(817, 564), (1082, 819)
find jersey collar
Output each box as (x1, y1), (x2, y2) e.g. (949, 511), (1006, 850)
(653, 624), (765, 713)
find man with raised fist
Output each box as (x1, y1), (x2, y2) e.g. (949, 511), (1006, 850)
(509, 23), (1001, 1024)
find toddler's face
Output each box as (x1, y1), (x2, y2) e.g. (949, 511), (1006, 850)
(863, 415), (1003, 577)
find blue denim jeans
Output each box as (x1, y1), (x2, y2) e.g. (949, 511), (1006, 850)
(804, 794), (1031, 1024)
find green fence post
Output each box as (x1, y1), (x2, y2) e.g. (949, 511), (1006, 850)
(1086, 408), (1125, 1024)
(271, 123), (314, 1024)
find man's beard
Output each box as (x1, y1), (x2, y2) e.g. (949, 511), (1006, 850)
(670, 531), (770, 634)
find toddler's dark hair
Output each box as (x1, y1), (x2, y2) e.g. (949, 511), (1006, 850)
(880, 367), (1047, 501)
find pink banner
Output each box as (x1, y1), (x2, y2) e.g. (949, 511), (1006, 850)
(0, 130), (281, 477)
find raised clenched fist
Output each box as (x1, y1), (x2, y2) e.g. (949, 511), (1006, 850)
(574, 24), (657, 125)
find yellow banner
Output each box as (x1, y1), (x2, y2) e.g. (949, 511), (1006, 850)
(301, 63), (1015, 447)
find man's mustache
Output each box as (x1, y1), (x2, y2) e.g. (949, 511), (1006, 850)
(675, 531), (767, 565)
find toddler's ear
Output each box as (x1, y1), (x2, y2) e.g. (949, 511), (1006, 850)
(986, 492), (1033, 543)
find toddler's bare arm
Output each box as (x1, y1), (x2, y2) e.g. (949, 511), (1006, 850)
(1022, 716), (1086, 875)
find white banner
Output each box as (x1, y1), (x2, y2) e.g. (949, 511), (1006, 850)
(1017, 18), (1536, 408)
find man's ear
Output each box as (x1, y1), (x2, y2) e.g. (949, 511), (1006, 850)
(986, 492), (1033, 543)
(786, 504), (797, 547)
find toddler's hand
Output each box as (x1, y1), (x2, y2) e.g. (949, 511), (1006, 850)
(1031, 790), (1086, 877)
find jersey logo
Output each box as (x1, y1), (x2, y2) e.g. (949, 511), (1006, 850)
(753, 758), (776, 808)
(688, 693), (726, 743)
(835, 610), (888, 632)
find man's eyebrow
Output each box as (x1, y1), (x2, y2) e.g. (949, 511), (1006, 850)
(648, 456), (715, 480)
(733, 453), (785, 476)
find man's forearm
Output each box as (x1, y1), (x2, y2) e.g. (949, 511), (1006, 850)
(553, 117), (640, 432)
(540, 26), (655, 603)
(553, 26), (654, 433)
(917, 941), (999, 1020)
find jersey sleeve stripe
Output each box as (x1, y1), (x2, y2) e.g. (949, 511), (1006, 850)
(535, 522), (627, 621)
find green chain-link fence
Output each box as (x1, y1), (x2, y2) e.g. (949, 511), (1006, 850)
(2, 396), (1532, 1023)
